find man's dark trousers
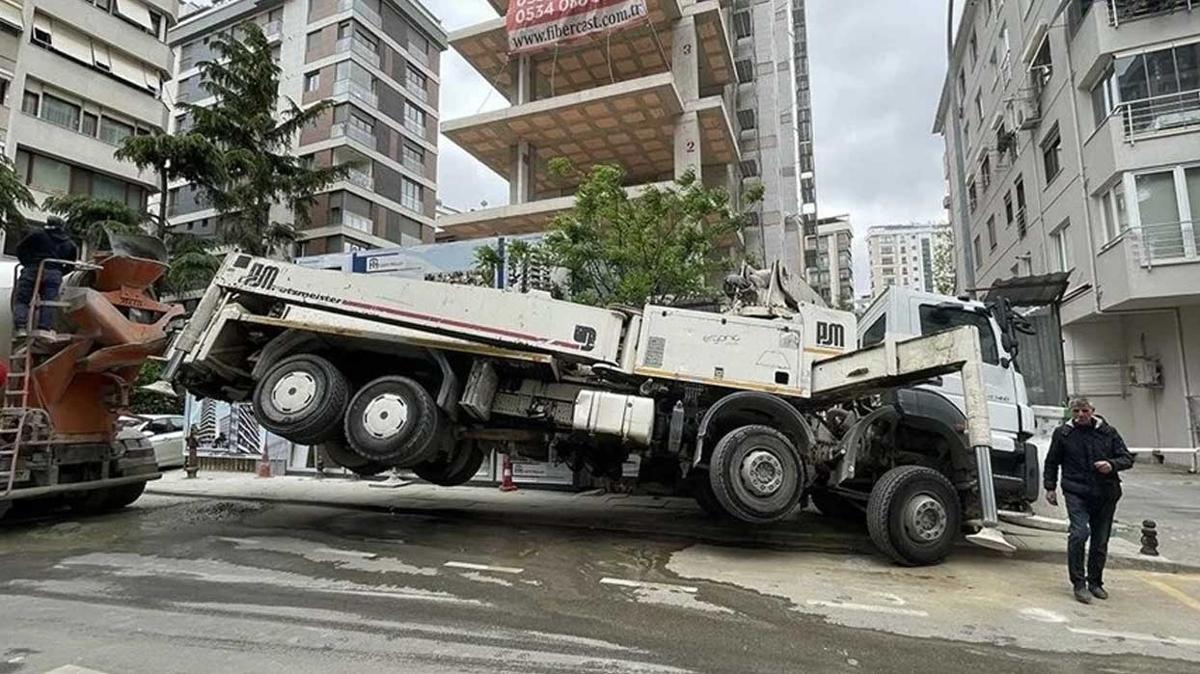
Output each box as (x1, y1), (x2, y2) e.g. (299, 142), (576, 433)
(12, 268), (63, 330)
(1065, 488), (1119, 589)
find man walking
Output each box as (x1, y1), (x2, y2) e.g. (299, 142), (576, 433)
(13, 216), (77, 335)
(1044, 398), (1135, 604)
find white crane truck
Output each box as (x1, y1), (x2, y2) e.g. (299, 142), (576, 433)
(161, 253), (1042, 565)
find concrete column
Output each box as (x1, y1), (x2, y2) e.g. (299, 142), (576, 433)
(671, 16), (699, 103)
(674, 111), (702, 181)
(513, 54), (532, 105)
(510, 141), (533, 204)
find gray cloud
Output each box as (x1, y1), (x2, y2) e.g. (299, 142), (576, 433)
(431, 1), (960, 296)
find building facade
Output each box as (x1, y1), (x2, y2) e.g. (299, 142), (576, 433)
(934, 1), (1200, 451)
(806, 214), (852, 308)
(2, 0), (178, 234)
(165, 0), (446, 255)
(441, 1), (816, 279)
(866, 222), (949, 297)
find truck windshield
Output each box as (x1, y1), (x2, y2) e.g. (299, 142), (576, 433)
(918, 306), (999, 365)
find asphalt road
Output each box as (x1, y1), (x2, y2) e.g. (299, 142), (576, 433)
(2, 493), (1199, 674)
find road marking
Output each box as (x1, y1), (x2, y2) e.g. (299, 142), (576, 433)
(1067, 626), (1200, 648)
(600, 578), (698, 593)
(1018, 607), (1069, 624)
(1141, 576), (1200, 614)
(46, 667), (110, 674)
(443, 561), (524, 575)
(805, 600), (929, 617)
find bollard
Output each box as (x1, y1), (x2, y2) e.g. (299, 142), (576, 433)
(1140, 520), (1160, 556)
(499, 453), (518, 492)
(184, 434), (200, 479)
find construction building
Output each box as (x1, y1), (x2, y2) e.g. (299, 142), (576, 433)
(440, 0), (817, 278)
(2, 0), (177, 234)
(164, 0), (447, 255)
(934, 1), (1200, 450)
(866, 222), (950, 297)
(806, 214), (852, 308)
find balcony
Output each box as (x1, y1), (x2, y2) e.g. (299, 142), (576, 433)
(344, 166), (374, 190)
(338, 0), (381, 28)
(336, 35), (380, 68)
(1096, 221), (1200, 310)
(332, 121), (377, 148)
(333, 78), (379, 109)
(1107, 0), (1194, 25)
(1116, 91), (1200, 140)
(337, 210), (375, 234)
(263, 20), (282, 42)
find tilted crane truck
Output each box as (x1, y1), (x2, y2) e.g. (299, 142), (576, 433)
(161, 254), (1043, 565)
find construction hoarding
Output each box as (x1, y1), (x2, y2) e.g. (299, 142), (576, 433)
(507, 0), (649, 54)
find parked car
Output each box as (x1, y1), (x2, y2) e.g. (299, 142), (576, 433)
(119, 414), (186, 469)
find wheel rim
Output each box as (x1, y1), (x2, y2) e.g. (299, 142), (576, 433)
(270, 371), (318, 415)
(740, 449), (784, 497)
(361, 393), (409, 440)
(903, 493), (948, 543)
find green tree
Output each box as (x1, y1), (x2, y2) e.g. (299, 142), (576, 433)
(539, 160), (761, 306)
(932, 227), (957, 296)
(164, 233), (222, 292)
(0, 155), (35, 245)
(41, 194), (144, 251)
(176, 22), (348, 257)
(116, 132), (221, 239)
(472, 243), (502, 287)
(130, 361), (183, 415)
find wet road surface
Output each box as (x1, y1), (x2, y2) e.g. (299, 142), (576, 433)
(2, 493), (1199, 673)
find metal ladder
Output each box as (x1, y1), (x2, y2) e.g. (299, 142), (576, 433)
(0, 259), (84, 499)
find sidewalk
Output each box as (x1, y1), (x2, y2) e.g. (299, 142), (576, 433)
(145, 469), (1200, 573)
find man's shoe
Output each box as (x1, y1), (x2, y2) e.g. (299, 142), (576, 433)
(1089, 586), (1109, 600)
(1074, 586), (1092, 604)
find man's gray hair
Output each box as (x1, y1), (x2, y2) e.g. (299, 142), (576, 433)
(1068, 397), (1094, 411)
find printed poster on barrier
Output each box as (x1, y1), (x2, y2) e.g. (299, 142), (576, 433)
(507, 0), (650, 54)
(184, 395), (290, 463)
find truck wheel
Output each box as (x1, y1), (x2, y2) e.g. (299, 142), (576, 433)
(320, 440), (386, 477)
(344, 376), (439, 468)
(414, 440), (485, 487)
(689, 468), (727, 518)
(69, 482), (146, 514)
(253, 354), (349, 445)
(708, 425), (805, 524)
(867, 466), (961, 566)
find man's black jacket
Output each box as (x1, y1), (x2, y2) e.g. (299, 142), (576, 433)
(1043, 417), (1134, 497)
(16, 227), (77, 273)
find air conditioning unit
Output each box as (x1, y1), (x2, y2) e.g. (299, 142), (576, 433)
(1128, 356), (1163, 389)
(1015, 94), (1042, 131)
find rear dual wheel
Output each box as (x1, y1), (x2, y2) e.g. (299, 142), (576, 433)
(413, 439), (485, 487)
(344, 376), (440, 469)
(708, 425), (805, 524)
(253, 354), (349, 445)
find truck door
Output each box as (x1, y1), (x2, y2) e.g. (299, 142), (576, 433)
(910, 299), (1022, 452)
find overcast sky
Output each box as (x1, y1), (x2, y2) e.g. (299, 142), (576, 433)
(429, 1), (964, 296)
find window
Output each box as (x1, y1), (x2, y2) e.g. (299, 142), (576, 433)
(304, 71), (320, 92)
(980, 154), (991, 191)
(406, 64), (427, 102)
(402, 142), (424, 172)
(1004, 191), (1014, 228)
(92, 173), (126, 202)
(30, 154), (71, 193)
(736, 109), (756, 131)
(99, 116), (134, 145)
(919, 305), (999, 364)
(1041, 124), (1062, 184)
(1051, 221), (1073, 272)
(956, 70), (966, 113)
(733, 11), (751, 39)
(1091, 42), (1200, 136)
(987, 215), (997, 249)
(404, 103), (426, 136)
(21, 91), (38, 116)
(1014, 176), (1027, 238)
(1030, 35), (1052, 90)
(968, 178), (978, 212)
(969, 29), (978, 67)
(974, 91), (983, 123)
(32, 23), (51, 46)
(82, 112), (98, 137)
(973, 235), (982, 268)
(0, 78), (8, 107)
(401, 178), (421, 212)
(735, 59), (754, 82)
(41, 94), (81, 131)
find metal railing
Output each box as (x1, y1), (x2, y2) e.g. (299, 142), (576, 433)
(338, 210), (374, 233)
(1108, 0), (1194, 25)
(1123, 221), (1200, 265)
(1117, 90), (1200, 139)
(332, 121), (377, 148)
(403, 115), (427, 138)
(402, 154), (425, 175)
(338, 0), (382, 27)
(333, 78), (378, 108)
(405, 79), (428, 104)
(336, 35), (380, 68)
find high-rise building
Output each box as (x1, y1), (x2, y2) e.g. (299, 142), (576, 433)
(732, 0), (818, 275)
(440, 1), (817, 278)
(2, 0), (178, 235)
(164, 0), (446, 255)
(805, 214), (852, 308)
(866, 222), (950, 297)
(934, 1), (1200, 451)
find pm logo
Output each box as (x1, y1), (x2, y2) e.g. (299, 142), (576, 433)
(816, 321), (846, 349)
(240, 263), (279, 290)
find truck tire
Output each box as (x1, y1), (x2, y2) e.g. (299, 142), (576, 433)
(866, 466), (961, 566)
(253, 354), (349, 445)
(344, 376), (439, 468)
(413, 440), (485, 487)
(689, 468), (728, 518)
(320, 440), (386, 477)
(69, 481), (146, 514)
(708, 425), (805, 524)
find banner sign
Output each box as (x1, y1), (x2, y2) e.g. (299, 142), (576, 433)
(507, 0), (649, 54)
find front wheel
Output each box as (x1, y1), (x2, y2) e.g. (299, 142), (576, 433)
(708, 425), (805, 524)
(866, 466), (961, 566)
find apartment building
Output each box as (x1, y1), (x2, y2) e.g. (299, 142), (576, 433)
(441, 0), (816, 275)
(732, 0), (819, 276)
(866, 222), (949, 296)
(805, 214), (852, 308)
(165, 0), (446, 255)
(935, 1), (1200, 450)
(2, 0), (177, 233)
